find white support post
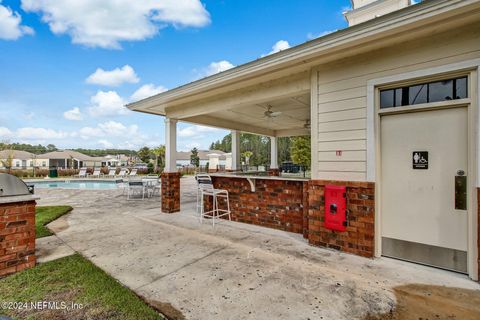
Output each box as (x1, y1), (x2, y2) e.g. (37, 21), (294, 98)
(270, 136), (278, 169)
(164, 117), (177, 173)
(231, 130), (240, 171)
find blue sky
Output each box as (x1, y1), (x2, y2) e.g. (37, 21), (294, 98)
(0, 0), (350, 151)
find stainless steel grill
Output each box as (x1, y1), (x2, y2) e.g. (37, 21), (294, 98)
(0, 173), (32, 197)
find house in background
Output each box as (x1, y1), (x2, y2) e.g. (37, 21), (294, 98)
(176, 150), (226, 167)
(41, 150), (105, 169)
(0, 150), (49, 169)
(104, 154), (131, 167)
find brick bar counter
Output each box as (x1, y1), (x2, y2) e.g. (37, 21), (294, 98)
(0, 194), (38, 277)
(210, 174), (309, 234)
(208, 173), (376, 259)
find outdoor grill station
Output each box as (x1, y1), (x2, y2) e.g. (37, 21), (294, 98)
(0, 173), (38, 277)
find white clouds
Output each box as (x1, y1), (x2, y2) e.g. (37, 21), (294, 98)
(178, 125), (220, 138)
(130, 84), (167, 101)
(16, 127), (68, 140)
(0, 1), (34, 40)
(86, 65), (140, 87)
(98, 139), (114, 149)
(177, 125), (225, 151)
(78, 121), (151, 149)
(63, 107), (83, 121)
(262, 40), (290, 57)
(79, 121), (139, 139)
(0, 126), (13, 138)
(196, 60), (235, 79)
(87, 91), (129, 117)
(21, 0), (210, 49)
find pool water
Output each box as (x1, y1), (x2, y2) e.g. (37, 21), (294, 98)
(32, 180), (120, 190)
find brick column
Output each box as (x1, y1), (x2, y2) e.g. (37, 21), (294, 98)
(161, 172), (181, 213)
(267, 168), (280, 176)
(308, 180), (375, 258)
(0, 200), (36, 277)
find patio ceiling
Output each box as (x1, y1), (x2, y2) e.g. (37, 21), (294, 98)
(181, 93), (311, 137)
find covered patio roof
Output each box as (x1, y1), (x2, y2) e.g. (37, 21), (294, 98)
(126, 0), (479, 174)
(127, 0), (476, 137)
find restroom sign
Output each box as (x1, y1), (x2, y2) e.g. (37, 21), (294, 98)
(413, 151), (428, 169)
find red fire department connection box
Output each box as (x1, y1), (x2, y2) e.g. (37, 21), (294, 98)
(324, 185), (347, 232)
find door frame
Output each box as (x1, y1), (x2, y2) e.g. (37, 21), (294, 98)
(366, 59), (480, 280)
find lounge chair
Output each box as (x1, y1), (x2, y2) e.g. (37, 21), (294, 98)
(75, 168), (87, 178)
(129, 168), (138, 177)
(117, 168), (128, 178)
(107, 168), (116, 178)
(90, 168), (102, 178)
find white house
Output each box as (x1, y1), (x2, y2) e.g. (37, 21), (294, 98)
(0, 150), (49, 169)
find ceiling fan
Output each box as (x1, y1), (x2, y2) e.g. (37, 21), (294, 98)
(263, 105), (282, 118)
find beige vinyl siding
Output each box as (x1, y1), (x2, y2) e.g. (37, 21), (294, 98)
(313, 22), (480, 181)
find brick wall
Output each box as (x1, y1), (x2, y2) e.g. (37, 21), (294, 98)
(161, 172), (181, 213)
(211, 176), (308, 234)
(308, 180), (375, 257)
(0, 200), (36, 277)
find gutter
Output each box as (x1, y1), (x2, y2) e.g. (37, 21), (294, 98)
(126, 0), (478, 112)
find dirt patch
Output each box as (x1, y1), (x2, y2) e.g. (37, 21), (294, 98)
(145, 299), (186, 320)
(365, 284), (480, 320)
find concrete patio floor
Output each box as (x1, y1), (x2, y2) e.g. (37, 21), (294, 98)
(35, 176), (480, 320)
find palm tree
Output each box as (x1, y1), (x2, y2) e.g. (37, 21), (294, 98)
(151, 145), (166, 172)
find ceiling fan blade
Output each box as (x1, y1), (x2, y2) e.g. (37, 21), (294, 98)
(270, 111), (282, 117)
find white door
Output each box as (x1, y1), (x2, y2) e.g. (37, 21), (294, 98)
(381, 107), (468, 273)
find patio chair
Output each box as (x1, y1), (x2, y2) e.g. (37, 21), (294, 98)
(107, 168), (116, 178)
(127, 179), (146, 200)
(129, 168), (138, 177)
(196, 174), (231, 226)
(143, 177), (160, 197)
(90, 168), (102, 178)
(75, 168), (87, 178)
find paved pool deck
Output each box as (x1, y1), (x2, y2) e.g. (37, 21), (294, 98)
(35, 176), (480, 320)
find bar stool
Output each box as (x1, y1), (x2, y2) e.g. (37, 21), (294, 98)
(195, 174), (231, 226)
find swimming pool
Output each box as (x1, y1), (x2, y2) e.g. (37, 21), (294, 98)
(31, 180), (121, 190)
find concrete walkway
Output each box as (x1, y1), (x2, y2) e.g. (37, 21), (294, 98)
(35, 176), (480, 320)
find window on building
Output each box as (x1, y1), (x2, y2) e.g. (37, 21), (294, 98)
(380, 76), (468, 109)
(16, 161), (20, 167)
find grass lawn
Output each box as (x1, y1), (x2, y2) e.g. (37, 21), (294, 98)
(0, 254), (163, 320)
(36, 206), (73, 238)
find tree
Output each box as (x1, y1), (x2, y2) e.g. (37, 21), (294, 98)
(190, 147), (200, 167)
(151, 145), (165, 172)
(0, 142), (14, 171)
(290, 136), (311, 170)
(138, 147), (151, 163)
(46, 144), (57, 151)
(242, 151), (253, 165)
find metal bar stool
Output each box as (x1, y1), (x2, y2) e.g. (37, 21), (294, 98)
(195, 174), (231, 226)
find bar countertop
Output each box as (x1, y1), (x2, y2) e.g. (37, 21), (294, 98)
(208, 172), (310, 182)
